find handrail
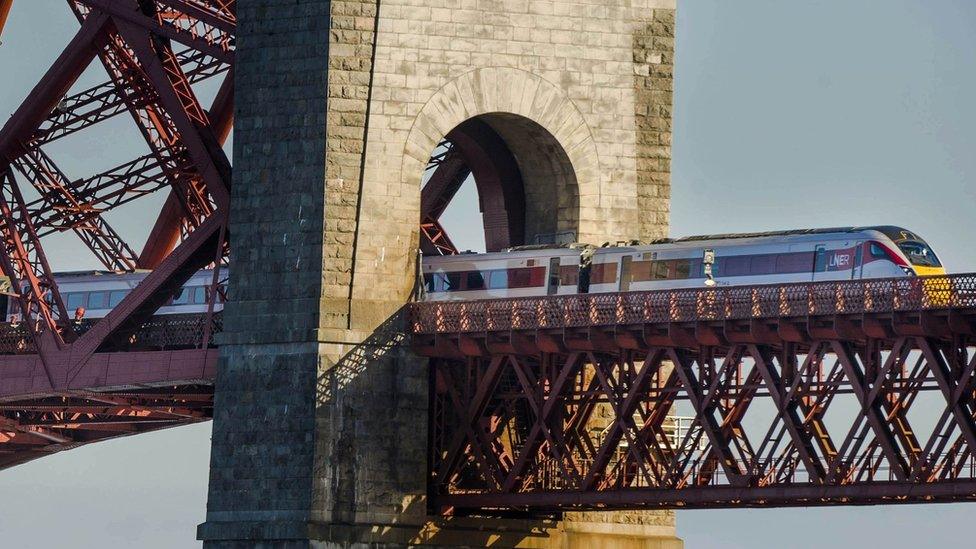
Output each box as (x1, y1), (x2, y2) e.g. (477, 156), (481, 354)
(410, 274), (971, 334)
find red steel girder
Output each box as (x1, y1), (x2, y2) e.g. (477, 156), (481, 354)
(427, 335), (976, 513)
(33, 47), (227, 147)
(0, 0), (11, 39)
(0, 385), (213, 469)
(74, 0), (234, 65)
(418, 120), (530, 256)
(12, 148), (139, 271)
(0, 0), (233, 457)
(420, 140), (467, 257)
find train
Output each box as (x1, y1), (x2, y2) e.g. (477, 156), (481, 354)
(0, 226), (946, 319)
(3, 269), (225, 323)
(421, 226), (946, 301)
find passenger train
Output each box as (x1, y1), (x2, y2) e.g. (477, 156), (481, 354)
(421, 226), (946, 301)
(0, 226), (946, 319)
(3, 269), (225, 323)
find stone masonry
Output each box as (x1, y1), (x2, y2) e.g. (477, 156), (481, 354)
(200, 0), (679, 547)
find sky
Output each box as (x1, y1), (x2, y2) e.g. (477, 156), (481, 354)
(2, 1), (976, 548)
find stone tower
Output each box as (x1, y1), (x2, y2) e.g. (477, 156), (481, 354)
(199, 0), (679, 547)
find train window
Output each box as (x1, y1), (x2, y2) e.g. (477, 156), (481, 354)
(814, 247), (829, 272)
(776, 253), (814, 273)
(869, 243), (888, 259)
(444, 273), (462, 292)
(673, 260), (692, 280)
(87, 291), (109, 309)
(591, 263), (619, 284)
(630, 260), (653, 282)
(172, 288), (191, 305)
(193, 287), (207, 304)
(66, 293), (85, 310)
(898, 241), (942, 268)
(559, 265), (579, 286)
(425, 273), (460, 293)
(723, 256), (750, 277)
(466, 272), (486, 291)
(651, 261), (669, 280)
(109, 290), (128, 308)
(488, 270), (507, 290)
(510, 267), (545, 289)
(750, 255), (776, 276)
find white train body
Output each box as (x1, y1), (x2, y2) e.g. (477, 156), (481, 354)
(0, 227), (945, 316)
(5, 269), (226, 322)
(422, 226), (945, 301)
(422, 248), (582, 302)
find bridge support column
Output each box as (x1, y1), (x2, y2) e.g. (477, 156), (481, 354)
(200, 0), (680, 547)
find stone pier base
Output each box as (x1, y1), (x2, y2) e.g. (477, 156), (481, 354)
(201, 515), (682, 548)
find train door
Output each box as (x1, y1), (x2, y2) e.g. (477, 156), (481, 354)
(813, 245), (827, 281)
(547, 257), (561, 295)
(851, 242), (864, 279)
(619, 255), (633, 292)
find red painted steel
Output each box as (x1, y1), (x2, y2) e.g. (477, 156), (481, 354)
(446, 119), (526, 252)
(411, 275), (971, 335)
(0, 387), (214, 469)
(0, 0), (11, 39)
(414, 275), (976, 511)
(420, 120), (528, 255)
(7, 0), (976, 521)
(0, 0), (234, 467)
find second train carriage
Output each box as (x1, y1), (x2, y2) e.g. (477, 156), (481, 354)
(421, 226), (946, 301)
(4, 268), (227, 323)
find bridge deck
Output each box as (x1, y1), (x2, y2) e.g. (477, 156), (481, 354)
(5, 275), (976, 512)
(0, 315), (218, 468)
(412, 274), (976, 339)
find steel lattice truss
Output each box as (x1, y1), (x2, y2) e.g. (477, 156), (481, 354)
(0, 387), (213, 468)
(0, 0), (233, 466)
(414, 275), (976, 511)
(421, 139), (467, 256)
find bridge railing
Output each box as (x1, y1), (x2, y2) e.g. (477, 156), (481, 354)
(411, 274), (976, 334)
(0, 313), (223, 355)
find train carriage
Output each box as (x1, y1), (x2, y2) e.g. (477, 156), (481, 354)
(422, 226), (946, 302)
(5, 269), (227, 323)
(421, 247), (582, 302)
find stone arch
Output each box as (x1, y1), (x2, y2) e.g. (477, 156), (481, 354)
(403, 67), (601, 246)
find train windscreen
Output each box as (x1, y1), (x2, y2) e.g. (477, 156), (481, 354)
(898, 241), (942, 268)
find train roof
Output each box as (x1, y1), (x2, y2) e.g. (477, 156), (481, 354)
(425, 246), (582, 264)
(49, 267), (223, 282)
(53, 270), (148, 278)
(657, 226), (923, 245)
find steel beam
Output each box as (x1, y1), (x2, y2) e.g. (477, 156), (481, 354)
(426, 333), (976, 513)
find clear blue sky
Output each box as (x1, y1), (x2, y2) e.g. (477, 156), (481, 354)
(3, 1), (976, 548)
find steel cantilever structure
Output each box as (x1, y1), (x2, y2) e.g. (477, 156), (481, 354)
(7, 0), (976, 520)
(413, 275), (976, 512)
(0, 0), (234, 467)
(0, 0), (484, 468)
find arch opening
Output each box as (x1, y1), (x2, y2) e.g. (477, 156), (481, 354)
(420, 113), (580, 255)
